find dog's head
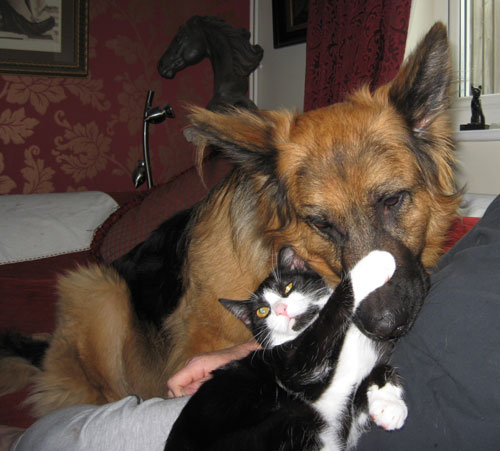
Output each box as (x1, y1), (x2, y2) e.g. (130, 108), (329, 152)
(188, 23), (460, 339)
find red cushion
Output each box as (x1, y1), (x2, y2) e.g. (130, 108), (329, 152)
(443, 217), (481, 253)
(91, 155), (231, 263)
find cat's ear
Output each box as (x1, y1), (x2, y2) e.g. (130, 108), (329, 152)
(277, 246), (312, 273)
(219, 299), (252, 328)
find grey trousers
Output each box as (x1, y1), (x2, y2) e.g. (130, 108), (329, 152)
(12, 395), (189, 451)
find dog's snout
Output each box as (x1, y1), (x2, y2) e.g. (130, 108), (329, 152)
(352, 252), (429, 341)
(360, 310), (409, 340)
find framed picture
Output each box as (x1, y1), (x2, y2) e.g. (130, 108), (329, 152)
(272, 0), (308, 49)
(0, 0), (88, 77)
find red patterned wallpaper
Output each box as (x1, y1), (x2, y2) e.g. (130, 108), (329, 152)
(0, 0), (249, 194)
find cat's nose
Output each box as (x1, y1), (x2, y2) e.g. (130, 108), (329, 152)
(275, 303), (288, 317)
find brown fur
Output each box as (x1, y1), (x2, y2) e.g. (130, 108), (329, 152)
(26, 264), (173, 416)
(0, 357), (41, 396)
(2, 23), (461, 417)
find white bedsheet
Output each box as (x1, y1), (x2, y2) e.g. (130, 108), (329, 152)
(460, 193), (497, 218)
(0, 192), (118, 265)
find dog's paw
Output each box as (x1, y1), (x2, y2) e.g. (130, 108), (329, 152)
(367, 383), (408, 431)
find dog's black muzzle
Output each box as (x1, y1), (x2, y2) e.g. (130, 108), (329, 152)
(352, 246), (430, 341)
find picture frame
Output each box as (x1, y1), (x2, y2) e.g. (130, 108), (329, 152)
(272, 0), (308, 49)
(0, 0), (88, 77)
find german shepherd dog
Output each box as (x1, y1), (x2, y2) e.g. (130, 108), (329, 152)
(0, 23), (460, 418)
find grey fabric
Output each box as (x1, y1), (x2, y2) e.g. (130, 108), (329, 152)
(358, 195), (500, 450)
(12, 395), (190, 451)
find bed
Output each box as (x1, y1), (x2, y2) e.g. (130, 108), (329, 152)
(0, 155), (231, 427)
(0, 189), (494, 427)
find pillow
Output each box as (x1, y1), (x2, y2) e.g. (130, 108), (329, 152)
(91, 154), (231, 263)
(357, 193), (500, 450)
(460, 192), (498, 217)
(0, 192), (118, 265)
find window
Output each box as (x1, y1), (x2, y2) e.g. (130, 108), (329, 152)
(448, 0), (500, 139)
(452, 0), (499, 97)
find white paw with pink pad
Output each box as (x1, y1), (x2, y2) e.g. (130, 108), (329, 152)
(367, 382), (408, 430)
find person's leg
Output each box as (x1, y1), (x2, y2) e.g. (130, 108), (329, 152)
(12, 395), (189, 451)
(0, 425), (24, 451)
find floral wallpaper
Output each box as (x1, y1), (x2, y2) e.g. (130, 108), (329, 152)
(0, 0), (249, 194)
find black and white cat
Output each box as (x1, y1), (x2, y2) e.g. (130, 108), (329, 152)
(164, 247), (408, 451)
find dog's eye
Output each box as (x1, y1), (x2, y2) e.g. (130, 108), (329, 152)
(377, 192), (411, 221)
(383, 195), (401, 208)
(307, 216), (332, 230)
(381, 192), (407, 211)
(306, 216), (344, 242)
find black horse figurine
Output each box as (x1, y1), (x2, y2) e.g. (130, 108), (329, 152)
(157, 16), (263, 111)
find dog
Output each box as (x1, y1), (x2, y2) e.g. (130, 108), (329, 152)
(0, 22), (460, 418)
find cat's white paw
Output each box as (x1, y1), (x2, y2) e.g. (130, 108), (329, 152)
(367, 383), (408, 431)
(351, 251), (396, 304)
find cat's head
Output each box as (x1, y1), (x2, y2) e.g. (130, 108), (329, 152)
(220, 247), (333, 348)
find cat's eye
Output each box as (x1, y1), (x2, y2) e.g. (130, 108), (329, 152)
(284, 282), (293, 295)
(256, 307), (270, 318)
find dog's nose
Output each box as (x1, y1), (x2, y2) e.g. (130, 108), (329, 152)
(357, 310), (409, 340)
(376, 313), (407, 339)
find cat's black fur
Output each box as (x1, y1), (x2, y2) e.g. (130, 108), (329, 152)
(164, 248), (410, 451)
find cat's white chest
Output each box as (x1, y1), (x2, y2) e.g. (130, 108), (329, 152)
(313, 325), (379, 451)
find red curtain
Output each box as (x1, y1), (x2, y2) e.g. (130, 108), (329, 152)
(304, 0), (411, 111)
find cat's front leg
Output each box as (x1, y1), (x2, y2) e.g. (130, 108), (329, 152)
(367, 379), (407, 431)
(354, 364), (407, 432)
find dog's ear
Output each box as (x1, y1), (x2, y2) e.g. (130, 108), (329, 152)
(188, 106), (296, 226)
(389, 22), (450, 136)
(187, 106), (294, 177)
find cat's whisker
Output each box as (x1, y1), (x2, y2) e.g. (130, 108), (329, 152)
(254, 329), (273, 351)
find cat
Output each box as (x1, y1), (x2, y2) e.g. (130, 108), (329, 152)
(164, 247), (408, 451)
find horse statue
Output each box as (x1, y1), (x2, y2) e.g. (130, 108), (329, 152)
(157, 16), (263, 111)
